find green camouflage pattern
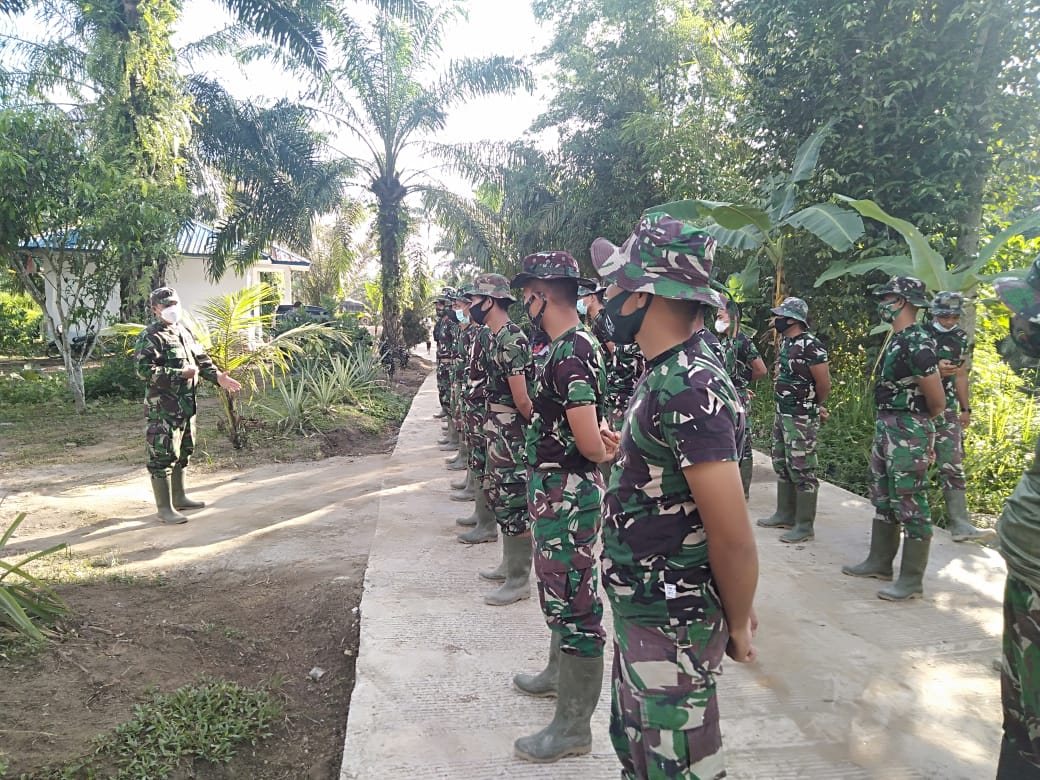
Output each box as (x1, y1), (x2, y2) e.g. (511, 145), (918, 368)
(926, 321), (968, 407)
(148, 286), (178, 307)
(770, 412), (821, 493)
(994, 258), (1040, 324)
(434, 286), (456, 303)
(774, 332), (828, 416)
(601, 333), (744, 627)
(933, 408), (966, 491)
(529, 468), (606, 657)
(719, 331), (761, 396)
(931, 290), (965, 316)
(134, 320), (220, 478)
(870, 410), (933, 540)
(590, 212), (725, 307)
(510, 250), (595, 289)
(464, 325), (492, 476)
(998, 433), (1040, 590)
(1001, 574), (1040, 770)
(450, 324), (476, 433)
(771, 296), (809, 324)
(591, 310), (646, 430)
(472, 272), (516, 301)
(433, 313), (457, 409)
(525, 325), (607, 472)
(874, 324), (938, 414)
(610, 617), (728, 780)
(874, 275), (931, 307)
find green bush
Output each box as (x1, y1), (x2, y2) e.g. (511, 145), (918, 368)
(0, 291), (44, 356)
(0, 372), (68, 405)
(401, 306), (428, 349)
(83, 339), (143, 401)
(1, 512), (69, 644)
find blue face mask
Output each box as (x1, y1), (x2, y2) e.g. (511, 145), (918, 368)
(455, 308), (469, 324)
(932, 320), (957, 333)
(577, 299), (588, 316)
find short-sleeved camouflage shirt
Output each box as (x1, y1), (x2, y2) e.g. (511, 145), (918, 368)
(721, 332), (761, 396)
(774, 332), (829, 416)
(601, 331), (745, 627)
(525, 325), (606, 472)
(486, 321), (532, 408)
(874, 323), (938, 413)
(925, 322), (968, 407)
(433, 315), (457, 360)
(464, 324), (493, 411)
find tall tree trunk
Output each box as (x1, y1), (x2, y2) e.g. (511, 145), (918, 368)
(377, 193), (405, 348)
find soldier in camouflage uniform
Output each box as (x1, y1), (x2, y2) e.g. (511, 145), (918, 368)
(992, 258), (1040, 778)
(582, 283), (646, 432)
(757, 297), (831, 544)
(509, 251), (614, 764)
(432, 287), (458, 420)
(591, 211), (758, 780)
(715, 300), (767, 499)
(444, 289), (472, 467)
(467, 273), (535, 603)
(926, 292), (993, 542)
(134, 287), (242, 524)
(843, 277), (946, 601)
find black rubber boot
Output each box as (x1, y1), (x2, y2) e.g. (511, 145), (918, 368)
(739, 457), (753, 500)
(996, 736), (1040, 779)
(842, 517), (901, 580)
(757, 479), (796, 528)
(780, 490), (816, 543)
(514, 633), (561, 698)
(457, 491), (497, 544)
(878, 537), (931, 601)
(171, 467), (205, 510)
(151, 476), (188, 525)
(484, 534), (532, 606)
(514, 652), (603, 763)
(479, 537), (508, 581)
(944, 488), (995, 542)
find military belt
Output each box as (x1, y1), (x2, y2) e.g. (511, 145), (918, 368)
(488, 403), (518, 413)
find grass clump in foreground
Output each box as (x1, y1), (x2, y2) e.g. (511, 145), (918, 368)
(24, 678), (280, 780)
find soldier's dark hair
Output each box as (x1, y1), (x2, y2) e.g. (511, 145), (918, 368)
(660, 297), (707, 323)
(541, 277), (579, 304)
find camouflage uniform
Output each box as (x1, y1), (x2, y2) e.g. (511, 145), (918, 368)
(592, 309), (646, 430)
(134, 311), (221, 478)
(464, 324), (493, 480)
(433, 290), (458, 412)
(993, 261), (1040, 773)
(450, 320), (474, 436)
(771, 327), (828, 493)
(925, 318), (968, 492)
(592, 211), (742, 780)
(720, 330), (761, 463)
(871, 322), (939, 540)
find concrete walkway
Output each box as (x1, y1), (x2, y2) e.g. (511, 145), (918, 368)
(340, 374), (1005, 779)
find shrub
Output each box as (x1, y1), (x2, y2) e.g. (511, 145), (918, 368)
(1, 512), (69, 643)
(83, 337), (143, 401)
(0, 291), (44, 356)
(0, 371), (68, 405)
(401, 306), (428, 349)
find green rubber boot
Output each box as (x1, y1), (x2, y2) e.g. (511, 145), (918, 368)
(878, 537), (931, 601)
(151, 476), (188, 525)
(451, 474), (476, 502)
(996, 736), (1040, 780)
(457, 491), (497, 544)
(171, 467), (205, 510)
(514, 632), (561, 698)
(739, 457), (753, 500)
(484, 534), (532, 606)
(757, 479), (796, 528)
(440, 427), (460, 451)
(780, 490), (817, 544)
(434, 406), (448, 419)
(514, 652), (603, 763)
(842, 517), (901, 580)
(450, 469), (472, 491)
(446, 440), (468, 470)
(479, 537), (508, 581)
(944, 488), (995, 543)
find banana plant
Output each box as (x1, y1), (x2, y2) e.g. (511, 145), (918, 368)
(647, 120), (865, 305)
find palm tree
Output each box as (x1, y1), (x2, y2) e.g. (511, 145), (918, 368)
(320, 1), (532, 347)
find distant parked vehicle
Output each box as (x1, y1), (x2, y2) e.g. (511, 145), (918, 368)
(274, 304), (332, 323)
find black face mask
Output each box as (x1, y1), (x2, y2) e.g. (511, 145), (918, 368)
(773, 317), (791, 334)
(469, 297), (493, 326)
(524, 292), (547, 329)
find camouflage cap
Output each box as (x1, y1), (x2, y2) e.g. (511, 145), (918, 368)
(510, 251), (596, 289)
(770, 296), (809, 324)
(589, 212), (724, 306)
(577, 283), (606, 297)
(434, 286), (455, 303)
(930, 291), (964, 316)
(455, 283), (475, 301)
(472, 273), (516, 302)
(873, 276), (931, 307)
(149, 286), (179, 307)
(994, 258), (1040, 324)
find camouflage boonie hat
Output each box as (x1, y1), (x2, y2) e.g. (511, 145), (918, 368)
(472, 273), (516, 302)
(149, 286), (179, 307)
(930, 291), (964, 316)
(455, 283), (475, 301)
(994, 258), (1040, 324)
(770, 296), (809, 325)
(873, 276), (931, 307)
(510, 251), (595, 289)
(434, 286), (455, 303)
(589, 212), (724, 306)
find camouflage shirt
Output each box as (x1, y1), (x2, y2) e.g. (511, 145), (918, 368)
(134, 321), (221, 420)
(465, 324), (493, 411)
(925, 322), (968, 407)
(433, 315), (457, 360)
(874, 323), (938, 414)
(525, 325), (606, 472)
(601, 331), (745, 627)
(775, 332), (829, 416)
(720, 332), (762, 396)
(591, 310), (646, 407)
(486, 322), (532, 408)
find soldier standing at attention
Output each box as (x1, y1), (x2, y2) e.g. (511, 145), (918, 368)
(992, 258), (1040, 778)
(432, 288), (457, 420)
(926, 291), (993, 542)
(509, 251), (615, 764)
(468, 273), (535, 604)
(135, 287), (242, 524)
(444, 289), (471, 466)
(591, 212), (758, 779)
(715, 300), (768, 499)
(757, 297), (831, 543)
(843, 277), (945, 600)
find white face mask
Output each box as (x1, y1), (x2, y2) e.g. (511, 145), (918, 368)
(932, 320), (957, 333)
(160, 304), (182, 324)
(714, 317), (729, 334)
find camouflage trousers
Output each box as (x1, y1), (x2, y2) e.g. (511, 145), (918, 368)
(529, 468), (606, 658)
(450, 376), (466, 432)
(465, 410), (487, 477)
(485, 406), (529, 536)
(870, 411), (932, 541)
(1002, 574), (1040, 770)
(610, 615), (728, 780)
(737, 393), (752, 463)
(933, 408), (966, 492)
(770, 412), (819, 492)
(436, 360), (452, 410)
(146, 409), (196, 478)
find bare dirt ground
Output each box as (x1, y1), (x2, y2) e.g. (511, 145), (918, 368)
(0, 358), (431, 779)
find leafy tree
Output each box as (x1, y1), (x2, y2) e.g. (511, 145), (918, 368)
(293, 204), (367, 307)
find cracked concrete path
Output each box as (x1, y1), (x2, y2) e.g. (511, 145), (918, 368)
(341, 373), (1004, 779)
